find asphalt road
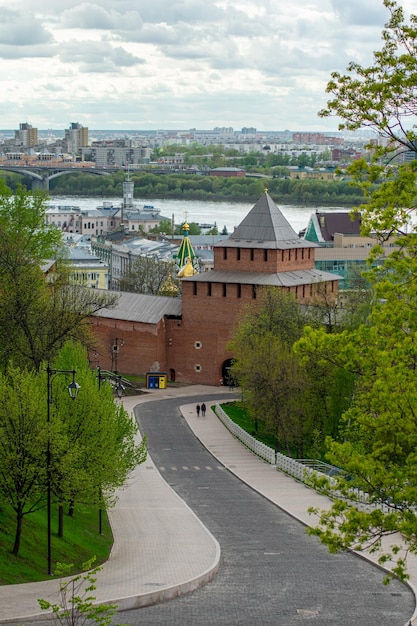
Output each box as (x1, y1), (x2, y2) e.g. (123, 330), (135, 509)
(116, 395), (414, 626)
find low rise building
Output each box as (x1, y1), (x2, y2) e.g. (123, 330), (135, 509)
(303, 210), (399, 287)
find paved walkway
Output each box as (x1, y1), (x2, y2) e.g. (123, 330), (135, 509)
(0, 385), (415, 625)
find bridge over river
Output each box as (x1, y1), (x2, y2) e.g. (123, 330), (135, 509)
(0, 163), (122, 191)
(0, 163), (196, 190)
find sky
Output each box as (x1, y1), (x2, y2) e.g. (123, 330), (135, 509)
(0, 0), (415, 132)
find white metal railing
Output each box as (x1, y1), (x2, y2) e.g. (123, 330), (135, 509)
(214, 404), (391, 513)
(215, 404), (276, 464)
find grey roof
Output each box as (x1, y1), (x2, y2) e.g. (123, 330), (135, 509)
(182, 268), (342, 287)
(68, 248), (102, 262)
(95, 290), (182, 324)
(123, 210), (170, 222)
(216, 191), (316, 250)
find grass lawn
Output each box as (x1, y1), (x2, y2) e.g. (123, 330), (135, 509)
(0, 503), (113, 585)
(217, 401), (277, 450)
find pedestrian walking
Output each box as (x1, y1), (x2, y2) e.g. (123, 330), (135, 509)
(201, 402), (206, 417)
(196, 404), (200, 417)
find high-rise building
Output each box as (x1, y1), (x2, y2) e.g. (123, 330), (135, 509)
(64, 122), (89, 154)
(15, 123), (38, 148)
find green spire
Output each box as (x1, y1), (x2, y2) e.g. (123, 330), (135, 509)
(174, 222), (198, 274)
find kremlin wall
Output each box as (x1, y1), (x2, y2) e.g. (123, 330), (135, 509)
(90, 191), (340, 386)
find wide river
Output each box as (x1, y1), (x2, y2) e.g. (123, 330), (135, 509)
(49, 195), (352, 235)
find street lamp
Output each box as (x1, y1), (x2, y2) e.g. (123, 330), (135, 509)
(97, 366), (124, 398)
(46, 364), (80, 576)
(112, 337), (124, 374)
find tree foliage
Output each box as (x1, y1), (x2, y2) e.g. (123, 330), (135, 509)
(298, 0), (417, 580)
(0, 367), (47, 555)
(319, 1), (417, 157)
(0, 183), (117, 371)
(38, 559), (123, 626)
(0, 342), (147, 560)
(118, 257), (180, 296)
(228, 288), (354, 458)
(47, 170), (363, 205)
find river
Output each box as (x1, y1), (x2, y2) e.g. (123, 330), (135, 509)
(48, 195), (352, 235)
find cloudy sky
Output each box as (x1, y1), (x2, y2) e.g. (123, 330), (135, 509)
(0, 0), (414, 131)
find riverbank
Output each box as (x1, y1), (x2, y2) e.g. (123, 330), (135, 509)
(48, 189), (360, 207)
(47, 195), (358, 235)
(46, 170), (364, 207)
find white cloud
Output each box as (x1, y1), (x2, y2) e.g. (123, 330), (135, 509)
(0, 0), (405, 130)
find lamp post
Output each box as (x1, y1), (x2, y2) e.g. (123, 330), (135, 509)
(95, 366), (124, 534)
(46, 364), (80, 576)
(112, 337), (124, 374)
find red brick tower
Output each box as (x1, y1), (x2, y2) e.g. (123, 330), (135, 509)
(166, 191), (339, 384)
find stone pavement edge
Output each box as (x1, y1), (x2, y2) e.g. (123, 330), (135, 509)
(0, 384), (416, 626)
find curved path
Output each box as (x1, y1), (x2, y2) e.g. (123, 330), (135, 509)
(129, 393), (414, 626)
(0, 386), (414, 625)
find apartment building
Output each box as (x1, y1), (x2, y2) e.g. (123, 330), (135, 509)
(64, 122), (89, 154)
(15, 123), (38, 148)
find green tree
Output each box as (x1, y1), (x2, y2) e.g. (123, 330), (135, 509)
(118, 257), (179, 295)
(0, 184), (116, 371)
(319, 0), (417, 160)
(51, 342), (147, 540)
(207, 222), (219, 235)
(0, 367), (47, 555)
(38, 559), (122, 626)
(297, 0), (417, 580)
(150, 219), (174, 235)
(0, 341), (147, 558)
(174, 221), (201, 235)
(228, 289), (308, 452)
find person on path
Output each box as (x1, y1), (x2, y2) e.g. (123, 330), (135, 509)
(196, 404), (200, 417)
(201, 402), (206, 417)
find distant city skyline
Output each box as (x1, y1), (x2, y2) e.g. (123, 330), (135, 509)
(0, 1), (414, 132)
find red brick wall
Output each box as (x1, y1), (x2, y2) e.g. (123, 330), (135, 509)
(90, 316), (168, 375)
(90, 274), (339, 386)
(214, 246), (315, 272)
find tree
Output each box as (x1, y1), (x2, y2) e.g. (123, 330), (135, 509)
(150, 219), (174, 235)
(38, 560), (121, 626)
(0, 367), (47, 555)
(0, 183), (117, 372)
(48, 342), (147, 542)
(118, 256), (179, 295)
(319, 1), (417, 161)
(174, 221), (201, 235)
(229, 288), (353, 457)
(297, 0), (417, 580)
(228, 289), (308, 452)
(0, 341), (147, 558)
(207, 222), (219, 235)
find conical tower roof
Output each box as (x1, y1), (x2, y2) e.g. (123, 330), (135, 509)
(174, 222), (199, 275)
(230, 191), (298, 243)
